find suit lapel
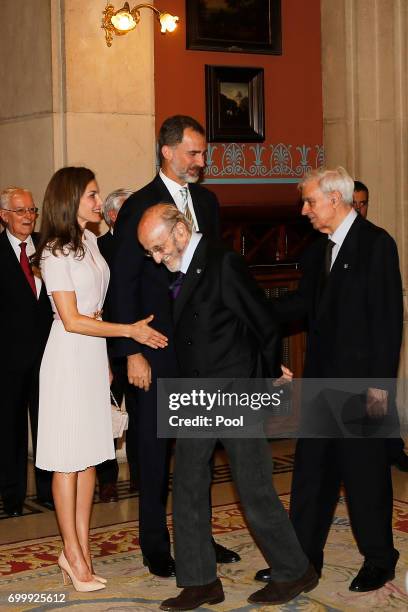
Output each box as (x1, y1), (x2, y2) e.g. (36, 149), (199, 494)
(0, 231), (42, 305)
(173, 239), (207, 327)
(154, 174), (176, 204)
(189, 184), (204, 229)
(315, 215), (361, 319)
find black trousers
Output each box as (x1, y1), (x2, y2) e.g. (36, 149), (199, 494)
(0, 363), (52, 506)
(290, 438), (398, 574)
(125, 381), (171, 559)
(387, 437), (406, 462)
(96, 358), (137, 487)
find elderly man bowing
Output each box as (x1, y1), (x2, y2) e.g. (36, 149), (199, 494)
(137, 204), (317, 610)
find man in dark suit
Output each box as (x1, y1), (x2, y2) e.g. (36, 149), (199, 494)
(137, 203), (317, 610)
(353, 179), (408, 472)
(97, 188), (135, 503)
(108, 116), (237, 577)
(0, 187), (53, 516)
(352, 180), (369, 218)
(255, 167), (403, 592)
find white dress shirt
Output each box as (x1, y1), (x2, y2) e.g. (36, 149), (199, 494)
(159, 169), (199, 231)
(328, 208), (358, 269)
(180, 232), (202, 274)
(7, 229), (42, 297)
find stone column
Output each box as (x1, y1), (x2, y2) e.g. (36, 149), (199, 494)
(1, 0), (156, 207)
(0, 0), (54, 204)
(321, 0), (408, 423)
(62, 0), (156, 198)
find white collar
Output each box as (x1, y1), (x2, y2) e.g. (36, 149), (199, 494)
(159, 169), (188, 201)
(329, 208), (357, 247)
(6, 228), (34, 250)
(180, 232), (202, 274)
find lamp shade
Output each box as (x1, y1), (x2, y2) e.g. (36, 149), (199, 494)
(159, 12), (179, 33)
(111, 3), (137, 32)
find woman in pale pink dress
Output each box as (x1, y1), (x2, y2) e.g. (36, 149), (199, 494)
(34, 167), (167, 592)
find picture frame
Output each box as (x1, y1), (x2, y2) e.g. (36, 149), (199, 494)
(205, 65), (265, 143)
(186, 0), (281, 55)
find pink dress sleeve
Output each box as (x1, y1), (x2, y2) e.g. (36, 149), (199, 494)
(41, 249), (75, 293)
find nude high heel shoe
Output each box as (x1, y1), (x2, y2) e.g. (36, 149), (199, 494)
(58, 551), (106, 592)
(92, 574), (107, 584)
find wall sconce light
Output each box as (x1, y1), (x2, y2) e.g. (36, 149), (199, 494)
(102, 2), (179, 47)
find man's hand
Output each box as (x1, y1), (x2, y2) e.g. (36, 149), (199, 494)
(366, 387), (388, 418)
(273, 364), (294, 387)
(127, 353), (151, 391)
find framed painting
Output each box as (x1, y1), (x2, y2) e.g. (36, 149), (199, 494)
(186, 0), (281, 55)
(205, 65), (265, 142)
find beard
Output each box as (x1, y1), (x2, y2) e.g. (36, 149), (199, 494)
(164, 256), (182, 272)
(183, 172), (200, 184)
(162, 238), (184, 272)
(172, 162), (202, 184)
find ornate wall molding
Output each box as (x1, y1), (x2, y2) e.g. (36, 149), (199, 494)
(203, 142), (324, 184)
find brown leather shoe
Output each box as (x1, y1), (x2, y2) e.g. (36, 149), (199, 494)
(248, 564), (318, 605)
(99, 483), (118, 503)
(160, 578), (224, 611)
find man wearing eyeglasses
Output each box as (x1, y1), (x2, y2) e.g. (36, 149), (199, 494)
(0, 188), (53, 516)
(137, 204), (317, 609)
(108, 115), (238, 577)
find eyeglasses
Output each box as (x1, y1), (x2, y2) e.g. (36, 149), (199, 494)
(2, 207), (39, 216)
(144, 223), (176, 258)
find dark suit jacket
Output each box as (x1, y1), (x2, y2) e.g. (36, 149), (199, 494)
(97, 230), (115, 268)
(274, 214), (403, 380)
(173, 238), (279, 378)
(0, 231), (53, 371)
(108, 174), (220, 371)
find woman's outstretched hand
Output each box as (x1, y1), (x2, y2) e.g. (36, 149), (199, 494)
(130, 314), (168, 349)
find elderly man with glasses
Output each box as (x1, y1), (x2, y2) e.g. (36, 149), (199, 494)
(0, 187), (53, 516)
(96, 188), (137, 503)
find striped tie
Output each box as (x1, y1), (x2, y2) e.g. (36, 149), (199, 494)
(179, 187), (194, 226)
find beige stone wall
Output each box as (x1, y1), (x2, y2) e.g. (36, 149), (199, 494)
(63, 0), (156, 200)
(321, 0), (408, 421)
(1, 0), (156, 214)
(0, 0), (54, 205)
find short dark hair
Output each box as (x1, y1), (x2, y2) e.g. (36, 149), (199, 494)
(157, 115), (205, 163)
(354, 180), (369, 197)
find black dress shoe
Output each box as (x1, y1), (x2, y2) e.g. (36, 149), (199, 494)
(213, 540), (241, 563)
(349, 561), (395, 592)
(254, 567), (271, 582)
(99, 483), (119, 503)
(391, 451), (408, 472)
(255, 564), (322, 582)
(248, 564), (319, 605)
(143, 555), (176, 578)
(160, 578), (224, 611)
(36, 498), (55, 511)
(4, 504), (23, 517)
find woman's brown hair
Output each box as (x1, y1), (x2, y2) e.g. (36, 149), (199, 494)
(33, 167), (95, 267)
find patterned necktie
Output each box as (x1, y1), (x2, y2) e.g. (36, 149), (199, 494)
(179, 187), (194, 226)
(169, 272), (185, 299)
(19, 242), (37, 297)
